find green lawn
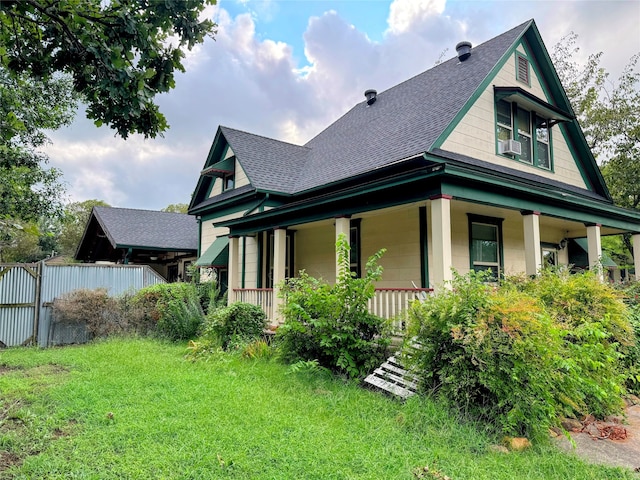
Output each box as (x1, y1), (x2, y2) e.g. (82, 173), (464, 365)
(0, 338), (634, 479)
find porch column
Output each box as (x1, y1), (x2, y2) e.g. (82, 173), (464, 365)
(586, 224), (603, 281)
(272, 228), (287, 323)
(227, 236), (239, 305)
(430, 195), (453, 289)
(522, 211), (542, 276)
(633, 234), (640, 282)
(335, 216), (351, 281)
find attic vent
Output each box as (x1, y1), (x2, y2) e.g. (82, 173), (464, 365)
(456, 41), (472, 61)
(517, 54), (530, 85)
(364, 89), (377, 105)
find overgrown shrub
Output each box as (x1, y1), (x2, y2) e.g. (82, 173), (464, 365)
(407, 269), (633, 440)
(133, 283), (204, 341)
(52, 288), (118, 337)
(203, 302), (268, 349)
(275, 234), (391, 379)
(621, 283), (640, 394)
(517, 269), (630, 417)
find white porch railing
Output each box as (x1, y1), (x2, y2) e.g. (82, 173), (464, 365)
(369, 288), (433, 333)
(232, 287), (432, 333)
(233, 288), (274, 323)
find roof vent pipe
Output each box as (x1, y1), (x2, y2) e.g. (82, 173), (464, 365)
(456, 41), (472, 61)
(364, 89), (377, 105)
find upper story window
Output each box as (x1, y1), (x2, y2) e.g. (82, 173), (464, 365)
(496, 99), (551, 170)
(222, 171), (235, 191)
(516, 52), (530, 86)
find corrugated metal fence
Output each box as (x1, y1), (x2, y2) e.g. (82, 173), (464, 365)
(0, 263), (165, 348)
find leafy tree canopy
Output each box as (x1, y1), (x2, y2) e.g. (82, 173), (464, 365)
(162, 203), (189, 213)
(0, 0), (216, 139)
(552, 34), (640, 260)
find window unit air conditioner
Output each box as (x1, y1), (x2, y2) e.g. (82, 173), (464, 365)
(499, 139), (522, 155)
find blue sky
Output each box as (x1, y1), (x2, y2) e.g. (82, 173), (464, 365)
(43, 0), (640, 210)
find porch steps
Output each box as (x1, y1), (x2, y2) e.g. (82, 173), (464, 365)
(364, 353), (421, 400)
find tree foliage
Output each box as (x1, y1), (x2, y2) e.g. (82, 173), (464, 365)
(0, 0), (216, 139)
(552, 34), (640, 258)
(58, 199), (111, 257)
(162, 203), (189, 214)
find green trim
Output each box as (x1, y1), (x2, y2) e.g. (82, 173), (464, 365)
(431, 20), (533, 150)
(197, 197), (259, 222)
(241, 236), (246, 288)
(515, 50), (531, 87)
(419, 206), (429, 288)
(256, 231), (263, 288)
(350, 218), (362, 278)
(197, 218), (202, 258)
(444, 178), (640, 232)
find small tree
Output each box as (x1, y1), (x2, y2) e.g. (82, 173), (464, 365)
(276, 234), (391, 378)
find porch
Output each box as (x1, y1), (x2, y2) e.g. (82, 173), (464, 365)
(233, 286), (432, 333)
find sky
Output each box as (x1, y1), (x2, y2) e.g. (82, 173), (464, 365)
(42, 0), (640, 211)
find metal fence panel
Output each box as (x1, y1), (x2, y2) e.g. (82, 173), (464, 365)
(37, 263), (165, 347)
(0, 264), (39, 347)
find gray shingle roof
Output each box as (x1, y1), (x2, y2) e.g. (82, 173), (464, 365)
(217, 20), (531, 195)
(93, 206), (198, 251)
(220, 126), (310, 194)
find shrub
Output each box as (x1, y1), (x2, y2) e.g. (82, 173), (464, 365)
(275, 234), (391, 379)
(133, 283), (204, 341)
(203, 302), (268, 350)
(51, 288), (120, 337)
(517, 270), (630, 417)
(407, 270), (633, 440)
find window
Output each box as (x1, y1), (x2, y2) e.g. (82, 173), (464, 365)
(495, 100), (552, 170)
(542, 248), (557, 268)
(516, 53), (530, 85)
(222, 172), (235, 191)
(468, 215), (503, 280)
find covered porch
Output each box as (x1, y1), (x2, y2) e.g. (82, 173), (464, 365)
(221, 198), (640, 328)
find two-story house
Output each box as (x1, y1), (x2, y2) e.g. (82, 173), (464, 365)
(189, 19), (640, 323)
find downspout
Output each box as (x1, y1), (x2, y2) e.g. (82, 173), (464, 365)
(244, 193), (270, 216)
(124, 247), (133, 265)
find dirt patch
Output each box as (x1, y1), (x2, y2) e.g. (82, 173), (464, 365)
(555, 403), (640, 474)
(0, 451), (22, 472)
(0, 365), (22, 375)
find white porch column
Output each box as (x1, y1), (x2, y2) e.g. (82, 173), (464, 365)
(272, 228), (287, 323)
(227, 236), (239, 305)
(430, 195), (453, 289)
(633, 234), (640, 282)
(586, 224), (603, 281)
(522, 211), (542, 276)
(335, 216), (351, 281)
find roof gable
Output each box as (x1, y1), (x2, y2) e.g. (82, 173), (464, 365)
(190, 19), (611, 203)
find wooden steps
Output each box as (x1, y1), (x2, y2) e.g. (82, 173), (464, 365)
(364, 354), (421, 400)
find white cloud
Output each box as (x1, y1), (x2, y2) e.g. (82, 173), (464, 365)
(41, 0), (639, 211)
(387, 0), (446, 35)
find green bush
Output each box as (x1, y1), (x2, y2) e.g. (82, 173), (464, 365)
(407, 270), (633, 440)
(203, 302), (268, 350)
(133, 283), (204, 341)
(518, 270), (630, 417)
(275, 234), (391, 379)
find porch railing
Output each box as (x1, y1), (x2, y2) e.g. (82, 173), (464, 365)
(232, 287), (432, 333)
(369, 288), (433, 333)
(233, 288), (274, 322)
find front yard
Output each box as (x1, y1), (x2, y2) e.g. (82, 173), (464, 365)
(0, 338), (635, 479)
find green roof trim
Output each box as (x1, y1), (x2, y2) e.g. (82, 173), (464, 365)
(196, 236), (229, 267)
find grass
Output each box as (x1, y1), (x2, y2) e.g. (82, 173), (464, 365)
(0, 337), (635, 479)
